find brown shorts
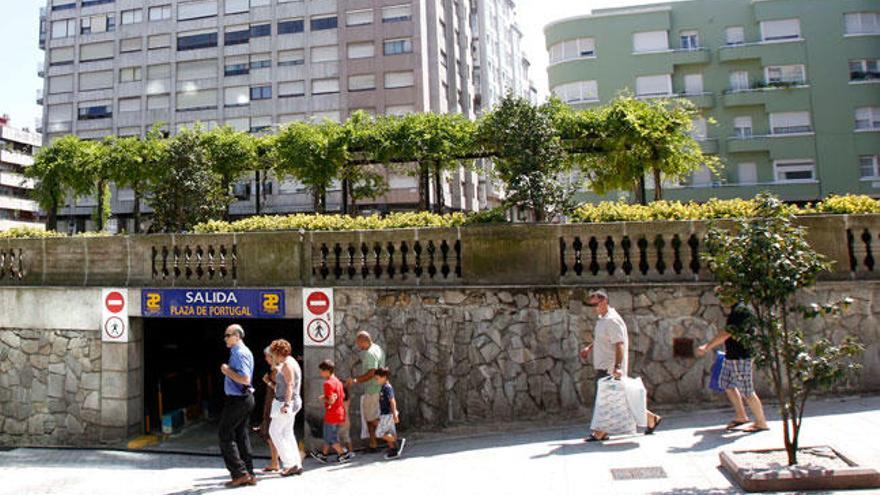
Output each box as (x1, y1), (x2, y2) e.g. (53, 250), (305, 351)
(362, 393), (381, 422)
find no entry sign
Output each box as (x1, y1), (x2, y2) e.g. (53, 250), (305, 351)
(101, 288), (129, 343)
(303, 288), (333, 347)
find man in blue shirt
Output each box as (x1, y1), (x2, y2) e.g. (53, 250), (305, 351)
(219, 324), (256, 488)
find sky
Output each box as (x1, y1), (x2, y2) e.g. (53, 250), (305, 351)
(0, 0), (675, 131)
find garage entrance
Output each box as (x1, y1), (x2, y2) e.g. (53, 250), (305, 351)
(142, 317), (303, 454)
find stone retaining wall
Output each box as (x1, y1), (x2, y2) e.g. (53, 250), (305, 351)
(0, 328), (101, 445)
(329, 282), (880, 431)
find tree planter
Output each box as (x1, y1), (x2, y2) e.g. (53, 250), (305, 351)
(720, 446), (880, 492)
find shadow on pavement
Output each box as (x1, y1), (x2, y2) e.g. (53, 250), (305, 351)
(531, 439), (640, 458)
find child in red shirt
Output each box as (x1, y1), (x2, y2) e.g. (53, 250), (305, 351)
(310, 359), (352, 464)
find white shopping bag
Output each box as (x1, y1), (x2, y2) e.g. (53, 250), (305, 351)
(621, 376), (648, 428)
(590, 377), (637, 435)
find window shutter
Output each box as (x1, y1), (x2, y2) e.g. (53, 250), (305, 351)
(177, 59), (217, 80)
(177, 89), (217, 109)
(79, 70), (114, 91)
(633, 31), (668, 52)
(80, 42), (114, 61)
(224, 86), (250, 106)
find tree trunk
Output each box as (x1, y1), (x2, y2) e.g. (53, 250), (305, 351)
(341, 178), (350, 215)
(653, 168), (662, 201)
(254, 170), (261, 216)
(132, 188), (142, 234)
(635, 176), (647, 205)
(313, 189), (321, 213)
(223, 179), (232, 221)
(46, 197), (58, 231)
(433, 166), (444, 214)
(95, 181), (106, 232)
(418, 167), (430, 211)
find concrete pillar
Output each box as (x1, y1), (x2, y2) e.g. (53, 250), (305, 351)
(99, 319), (143, 443)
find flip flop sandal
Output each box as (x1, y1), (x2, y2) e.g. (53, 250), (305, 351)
(645, 416), (663, 435)
(584, 434), (607, 442)
(743, 426), (769, 433)
(725, 420), (749, 430)
(262, 466), (280, 473)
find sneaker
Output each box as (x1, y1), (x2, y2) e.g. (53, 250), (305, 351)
(384, 449), (400, 460)
(309, 451), (328, 464)
(337, 452), (352, 464)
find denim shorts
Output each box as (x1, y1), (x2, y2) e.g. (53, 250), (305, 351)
(323, 423), (340, 445)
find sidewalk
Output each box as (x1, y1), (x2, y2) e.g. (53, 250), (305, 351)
(1, 395), (878, 495)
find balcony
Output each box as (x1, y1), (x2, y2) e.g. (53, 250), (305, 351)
(679, 92), (715, 109)
(36, 89), (43, 106)
(718, 39), (806, 65)
(0, 195), (39, 213)
(0, 171), (34, 189)
(37, 62), (45, 78)
(0, 149), (35, 167)
(698, 138), (718, 154)
(721, 83), (810, 108)
(727, 132), (815, 156)
(671, 47), (710, 65)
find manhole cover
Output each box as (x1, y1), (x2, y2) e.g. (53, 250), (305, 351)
(611, 466), (668, 481)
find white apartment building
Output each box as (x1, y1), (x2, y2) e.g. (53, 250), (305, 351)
(0, 116), (43, 231)
(38, 0), (530, 231)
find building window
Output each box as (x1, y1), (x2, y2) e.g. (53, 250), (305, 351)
(118, 97), (141, 113)
(733, 116), (753, 138)
(80, 41), (114, 62)
(552, 80), (598, 103)
(774, 160), (815, 183)
(250, 23), (271, 38)
(683, 74), (703, 95)
(177, 31), (218, 51)
(48, 75), (74, 94)
(729, 71), (750, 91)
(760, 19), (801, 42)
(52, 2), (76, 12)
(278, 80), (305, 97)
(348, 42), (375, 59)
(249, 54), (271, 70)
(147, 94), (170, 110)
(224, 56), (249, 76)
(860, 155), (880, 179)
(149, 5), (172, 21)
(844, 12), (880, 35)
(148, 34), (171, 50)
(81, 14), (115, 35)
(348, 74), (376, 91)
(850, 59), (880, 81)
(225, 0), (248, 14)
(81, 0), (114, 8)
(278, 49), (304, 67)
(250, 85), (272, 100)
(51, 19), (76, 39)
(855, 107), (880, 131)
(119, 66), (142, 82)
(633, 30), (669, 53)
(347, 9), (373, 26)
(725, 26), (745, 45)
(738, 162), (758, 185)
(770, 112), (812, 135)
(765, 65), (806, 85)
(278, 19), (304, 34)
(382, 5), (412, 23)
(548, 37), (595, 63)
(384, 71), (414, 89)
(310, 15), (338, 31)
(121, 9), (143, 25)
(635, 74), (672, 97)
(177, 59), (216, 80)
(225, 26), (250, 45)
(177, 89), (217, 111)
(120, 37), (142, 53)
(77, 103), (112, 120)
(680, 30), (699, 50)
(312, 78), (340, 95)
(79, 70), (114, 91)
(384, 38), (413, 56)
(311, 45), (338, 63)
(224, 86), (249, 107)
(178, 0), (218, 21)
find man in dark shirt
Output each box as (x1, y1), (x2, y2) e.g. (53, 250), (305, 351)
(697, 302), (769, 433)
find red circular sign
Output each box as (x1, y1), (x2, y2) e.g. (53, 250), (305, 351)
(306, 291), (330, 315)
(105, 291), (125, 314)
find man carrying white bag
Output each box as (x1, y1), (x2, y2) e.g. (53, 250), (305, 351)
(580, 290), (662, 442)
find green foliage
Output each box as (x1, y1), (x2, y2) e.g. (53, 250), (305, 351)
(194, 211), (473, 233)
(0, 227), (61, 239)
(478, 93), (573, 221)
(275, 120), (347, 213)
(807, 194), (880, 214)
(462, 206), (509, 225)
(202, 125), (258, 216)
(148, 128), (229, 233)
(703, 193), (864, 466)
(26, 135), (95, 230)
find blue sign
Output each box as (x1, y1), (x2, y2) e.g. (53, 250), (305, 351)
(142, 289), (285, 319)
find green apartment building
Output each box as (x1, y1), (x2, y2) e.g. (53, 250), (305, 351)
(545, 0), (880, 202)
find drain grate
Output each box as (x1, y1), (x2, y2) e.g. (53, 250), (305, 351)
(611, 466), (668, 481)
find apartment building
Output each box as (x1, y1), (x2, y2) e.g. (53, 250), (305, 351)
(0, 116), (42, 231)
(544, 0), (880, 202)
(38, 0), (530, 231)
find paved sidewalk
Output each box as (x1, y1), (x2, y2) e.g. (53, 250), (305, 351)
(1, 395), (878, 495)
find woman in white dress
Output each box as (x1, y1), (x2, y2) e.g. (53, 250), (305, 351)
(268, 339), (303, 477)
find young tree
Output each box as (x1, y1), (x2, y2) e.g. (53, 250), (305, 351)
(703, 193), (864, 465)
(202, 125), (258, 218)
(26, 136), (91, 231)
(275, 120), (346, 213)
(102, 128), (164, 233)
(478, 93), (572, 222)
(148, 128), (228, 232)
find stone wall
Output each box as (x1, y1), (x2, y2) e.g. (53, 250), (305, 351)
(0, 328), (102, 445)
(329, 282), (880, 431)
